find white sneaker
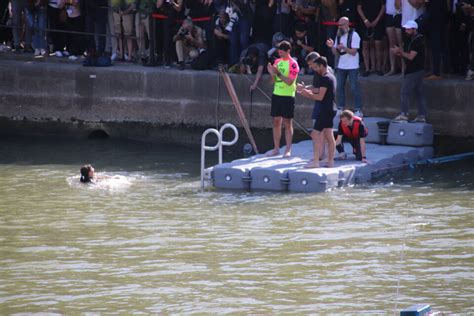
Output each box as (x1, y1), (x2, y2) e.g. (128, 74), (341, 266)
(40, 49), (46, 56)
(34, 48), (40, 56)
(68, 55), (78, 61)
(466, 69), (474, 81)
(111, 53), (118, 61)
(354, 110), (364, 118)
(54, 51), (63, 57)
(62, 50), (70, 57)
(393, 113), (409, 122)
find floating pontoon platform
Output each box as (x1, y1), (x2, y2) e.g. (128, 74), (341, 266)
(206, 118), (435, 193)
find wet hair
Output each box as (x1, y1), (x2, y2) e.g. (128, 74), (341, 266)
(80, 164), (93, 183)
(314, 56), (328, 68)
(305, 51), (321, 63)
(340, 109), (354, 120)
(277, 40), (292, 52)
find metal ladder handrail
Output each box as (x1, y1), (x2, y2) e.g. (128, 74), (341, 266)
(200, 123), (239, 188)
(218, 123), (239, 164)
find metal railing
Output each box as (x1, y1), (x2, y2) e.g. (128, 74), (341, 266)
(200, 123), (239, 188)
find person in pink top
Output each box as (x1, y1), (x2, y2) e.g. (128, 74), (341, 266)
(266, 41), (300, 158)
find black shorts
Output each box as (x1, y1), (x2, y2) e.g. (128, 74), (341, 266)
(361, 21), (385, 41)
(385, 13), (402, 29)
(313, 110), (336, 132)
(271, 94), (295, 119)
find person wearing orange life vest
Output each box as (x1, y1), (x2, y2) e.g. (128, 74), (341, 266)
(336, 110), (368, 163)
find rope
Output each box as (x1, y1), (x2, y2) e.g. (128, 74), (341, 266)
(249, 90), (253, 129)
(393, 207), (410, 315)
(215, 70), (220, 129)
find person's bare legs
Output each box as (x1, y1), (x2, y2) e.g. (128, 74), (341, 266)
(126, 38), (133, 61)
(324, 128), (336, 167)
(369, 40), (376, 72)
(395, 28), (405, 75)
(117, 33), (123, 59)
(375, 40), (383, 73)
(363, 41), (371, 73)
(382, 37), (389, 72)
(305, 130), (323, 168)
(386, 27), (397, 75)
(267, 116), (282, 156)
(283, 118), (293, 157)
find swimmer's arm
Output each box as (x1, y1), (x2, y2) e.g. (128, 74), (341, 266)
(335, 134), (342, 146)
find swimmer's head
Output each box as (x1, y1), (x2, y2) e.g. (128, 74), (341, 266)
(80, 164), (95, 183)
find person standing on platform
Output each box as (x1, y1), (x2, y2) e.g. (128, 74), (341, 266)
(326, 16), (363, 117)
(297, 56), (337, 168)
(391, 20), (427, 122)
(266, 41), (300, 158)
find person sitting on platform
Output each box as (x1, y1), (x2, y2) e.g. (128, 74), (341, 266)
(335, 110), (368, 163)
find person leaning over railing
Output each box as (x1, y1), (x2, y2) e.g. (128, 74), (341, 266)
(26, 0), (47, 57)
(59, 0), (83, 60)
(111, 0), (135, 61)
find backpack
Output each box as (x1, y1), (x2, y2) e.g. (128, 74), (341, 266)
(336, 29), (354, 50)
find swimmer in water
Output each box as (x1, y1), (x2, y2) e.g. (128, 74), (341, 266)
(80, 164), (95, 183)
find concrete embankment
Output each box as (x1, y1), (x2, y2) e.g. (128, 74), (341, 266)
(0, 57), (473, 152)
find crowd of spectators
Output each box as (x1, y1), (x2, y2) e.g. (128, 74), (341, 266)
(0, 0), (473, 80)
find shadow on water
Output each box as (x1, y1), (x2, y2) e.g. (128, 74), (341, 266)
(0, 135), (204, 175)
(368, 160), (474, 192)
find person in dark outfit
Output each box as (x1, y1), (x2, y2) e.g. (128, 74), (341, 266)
(460, 0), (474, 80)
(357, 0), (386, 76)
(297, 56), (337, 168)
(425, 0), (449, 80)
(391, 20), (427, 122)
(155, 0), (184, 66)
(448, 0), (470, 75)
(83, 0), (108, 57)
(339, 0), (358, 22)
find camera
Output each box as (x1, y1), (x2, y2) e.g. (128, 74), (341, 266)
(179, 29), (189, 37)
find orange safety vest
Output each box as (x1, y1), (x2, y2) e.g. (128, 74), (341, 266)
(340, 116), (368, 139)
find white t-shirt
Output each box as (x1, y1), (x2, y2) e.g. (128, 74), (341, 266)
(386, 0), (401, 15)
(334, 30), (361, 70)
(401, 0), (425, 26)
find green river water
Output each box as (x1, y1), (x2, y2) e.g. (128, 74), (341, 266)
(0, 136), (473, 314)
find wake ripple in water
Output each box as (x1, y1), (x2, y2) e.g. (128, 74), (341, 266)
(66, 174), (134, 192)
